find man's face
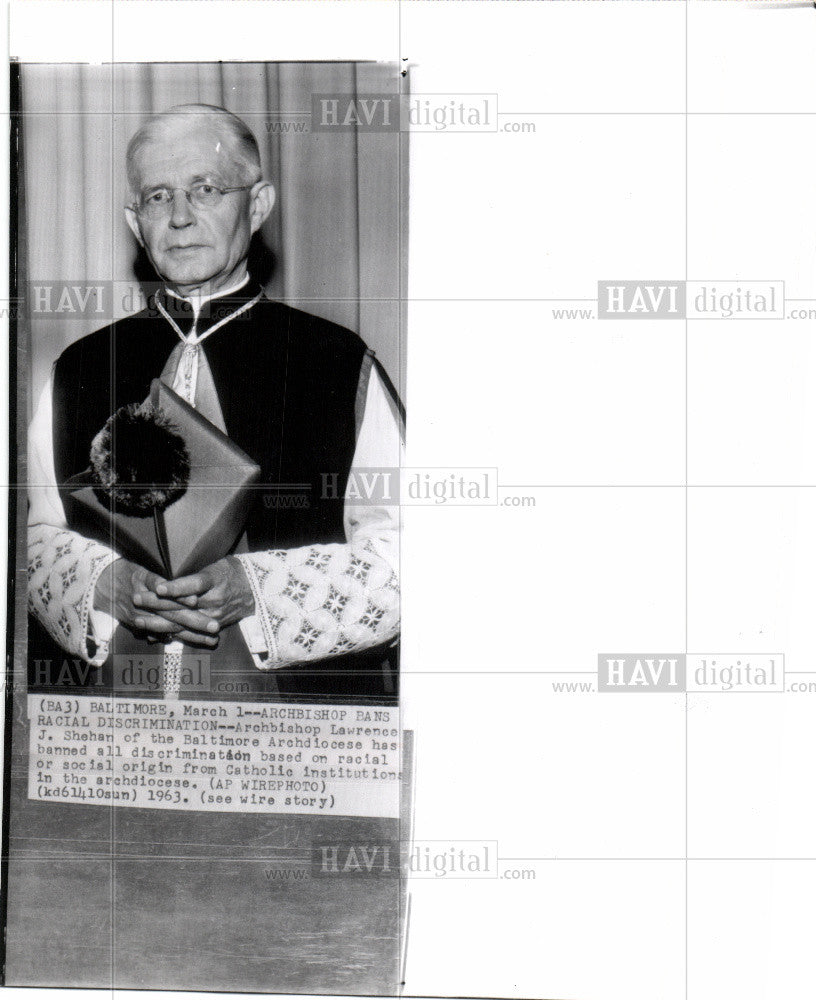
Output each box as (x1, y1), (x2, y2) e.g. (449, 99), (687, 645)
(126, 123), (270, 295)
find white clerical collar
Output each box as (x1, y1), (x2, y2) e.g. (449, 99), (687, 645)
(157, 273), (262, 346)
(165, 273), (251, 324)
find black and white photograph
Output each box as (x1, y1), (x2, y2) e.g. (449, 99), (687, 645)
(22, 61), (405, 705)
(4, 59), (406, 994)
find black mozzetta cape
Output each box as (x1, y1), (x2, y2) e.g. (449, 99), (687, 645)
(29, 286), (398, 702)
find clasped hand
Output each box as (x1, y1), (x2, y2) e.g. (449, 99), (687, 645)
(94, 557), (256, 647)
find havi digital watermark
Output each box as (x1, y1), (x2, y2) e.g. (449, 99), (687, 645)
(597, 653), (784, 693)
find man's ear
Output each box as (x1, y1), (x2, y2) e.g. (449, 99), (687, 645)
(249, 182), (275, 235)
(125, 205), (145, 247)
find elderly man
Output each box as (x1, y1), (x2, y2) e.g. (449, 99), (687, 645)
(27, 103), (401, 699)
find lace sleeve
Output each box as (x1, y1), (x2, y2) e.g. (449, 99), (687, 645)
(28, 523), (118, 665)
(237, 536), (399, 668)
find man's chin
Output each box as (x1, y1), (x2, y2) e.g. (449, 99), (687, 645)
(157, 262), (220, 289)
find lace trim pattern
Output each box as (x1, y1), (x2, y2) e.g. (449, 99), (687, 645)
(237, 540), (399, 669)
(29, 524), (118, 664)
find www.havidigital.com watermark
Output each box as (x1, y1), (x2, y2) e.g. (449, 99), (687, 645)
(548, 279), (816, 322)
(262, 841), (535, 882)
(24, 281), (253, 323)
(303, 93), (534, 133)
(29, 655), (255, 697)
(550, 653), (811, 695)
(261, 468), (535, 509)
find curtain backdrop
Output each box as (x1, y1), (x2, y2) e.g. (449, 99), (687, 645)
(20, 62), (406, 411)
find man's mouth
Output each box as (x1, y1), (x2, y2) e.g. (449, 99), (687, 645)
(166, 244), (208, 253)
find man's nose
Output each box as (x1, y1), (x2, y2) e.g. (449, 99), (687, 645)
(168, 189), (195, 228)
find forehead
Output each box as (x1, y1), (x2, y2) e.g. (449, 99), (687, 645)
(132, 122), (241, 189)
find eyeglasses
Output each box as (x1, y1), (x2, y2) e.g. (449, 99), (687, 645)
(131, 181), (257, 220)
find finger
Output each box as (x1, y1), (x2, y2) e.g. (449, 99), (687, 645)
(133, 592), (193, 613)
(133, 612), (216, 635)
(139, 570), (169, 594)
(132, 613), (181, 635)
(133, 614), (219, 646)
(156, 572), (211, 599)
(144, 630), (219, 647)
(173, 630), (220, 648)
(155, 608), (221, 634)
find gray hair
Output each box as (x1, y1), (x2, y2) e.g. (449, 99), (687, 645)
(126, 103), (262, 193)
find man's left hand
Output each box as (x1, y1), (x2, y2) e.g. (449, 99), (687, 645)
(135, 557), (256, 630)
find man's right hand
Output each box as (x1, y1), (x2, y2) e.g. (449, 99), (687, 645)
(93, 558), (220, 647)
